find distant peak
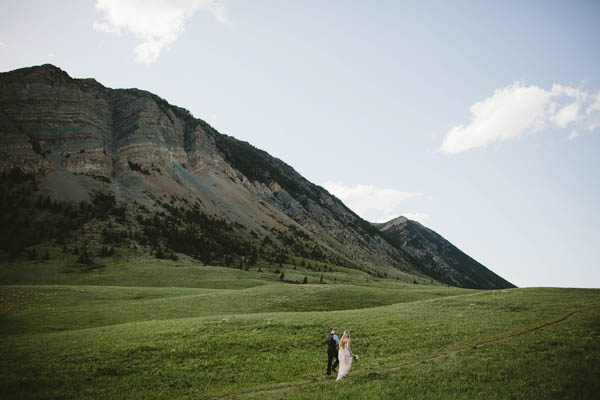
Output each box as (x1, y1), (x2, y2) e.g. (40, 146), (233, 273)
(39, 63), (62, 70)
(1, 63), (72, 81)
(385, 216), (409, 225)
(32, 63), (71, 76)
(0, 64), (110, 90)
(372, 216), (411, 232)
(20, 63), (67, 74)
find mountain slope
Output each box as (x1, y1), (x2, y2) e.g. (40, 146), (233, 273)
(0, 64), (513, 289)
(375, 217), (515, 289)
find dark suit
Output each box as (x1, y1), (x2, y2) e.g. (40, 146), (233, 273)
(326, 333), (339, 375)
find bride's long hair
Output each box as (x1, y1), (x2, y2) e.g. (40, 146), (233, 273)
(340, 330), (350, 348)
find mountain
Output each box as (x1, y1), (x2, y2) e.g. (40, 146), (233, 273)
(0, 64), (514, 289)
(374, 217), (515, 289)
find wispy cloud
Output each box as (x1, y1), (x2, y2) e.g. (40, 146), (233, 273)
(322, 181), (430, 224)
(441, 82), (600, 154)
(93, 0), (228, 64)
(211, 1), (229, 24)
(0, 41), (6, 47)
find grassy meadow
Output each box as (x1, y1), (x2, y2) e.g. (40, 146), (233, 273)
(1, 251), (599, 399)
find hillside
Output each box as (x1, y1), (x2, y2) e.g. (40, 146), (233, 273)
(374, 217), (515, 289)
(0, 256), (598, 399)
(0, 64), (512, 289)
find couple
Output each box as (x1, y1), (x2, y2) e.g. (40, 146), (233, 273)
(326, 327), (355, 381)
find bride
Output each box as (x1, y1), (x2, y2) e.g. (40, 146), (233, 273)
(336, 330), (354, 381)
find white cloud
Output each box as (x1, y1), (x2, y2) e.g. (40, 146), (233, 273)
(441, 84), (552, 154)
(211, 1), (229, 24)
(441, 82), (600, 154)
(93, 0), (228, 64)
(551, 84), (588, 100)
(568, 130), (579, 140)
(587, 122), (600, 132)
(587, 93), (600, 114)
(0, 41), (6, 47)
(48, 53), (56, 58)
(551, 102), (579, 127)
(323, 181), (430, 224)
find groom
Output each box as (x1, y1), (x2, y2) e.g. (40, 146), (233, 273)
(326, 327), (340, 375)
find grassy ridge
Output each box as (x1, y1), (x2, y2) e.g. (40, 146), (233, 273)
(0, 284), (467, 335)
(1, 279), (599, 399)
(0, 254), (276, 289)
(0, 249), (407, 288)
(1, 255), (599, 398)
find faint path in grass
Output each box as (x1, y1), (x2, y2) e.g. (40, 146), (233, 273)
(226, 304), (600, 399)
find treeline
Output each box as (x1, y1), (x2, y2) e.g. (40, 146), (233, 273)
(135, 200), (252, 266)
(0, 169), (125, 259)
(134, 198), (335, 268)
(0, 169), (351, 270)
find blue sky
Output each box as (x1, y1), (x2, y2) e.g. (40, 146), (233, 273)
(1, 0), (599, 288)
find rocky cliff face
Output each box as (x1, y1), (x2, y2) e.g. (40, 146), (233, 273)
(375, 216), (515, 289)
(0, 64), (514, 289)
(0, 65), (224, 181)
(0, 65), (411, 274)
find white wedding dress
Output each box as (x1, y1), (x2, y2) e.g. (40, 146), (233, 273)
(336, 343), (353, 381)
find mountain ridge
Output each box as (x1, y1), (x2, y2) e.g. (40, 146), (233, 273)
(375, 216), (515, 289)
(0, 64), (514, 289)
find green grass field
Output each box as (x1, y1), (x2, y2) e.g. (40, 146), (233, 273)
(1, 254), (599, 399)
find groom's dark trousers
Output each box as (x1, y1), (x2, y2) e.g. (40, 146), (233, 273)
(327, 350), (339, 375)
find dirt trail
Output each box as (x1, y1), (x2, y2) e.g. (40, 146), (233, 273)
(224, 304), (600, 399)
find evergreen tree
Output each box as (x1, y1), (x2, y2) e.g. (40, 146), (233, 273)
(99, 246), (108, 257)
(279, 272), (284, 281)
(248, 249), (257, 265)
(155, 247), (166, 259)
(303, 276), (308, 284)
(77, 250), (93, 265)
